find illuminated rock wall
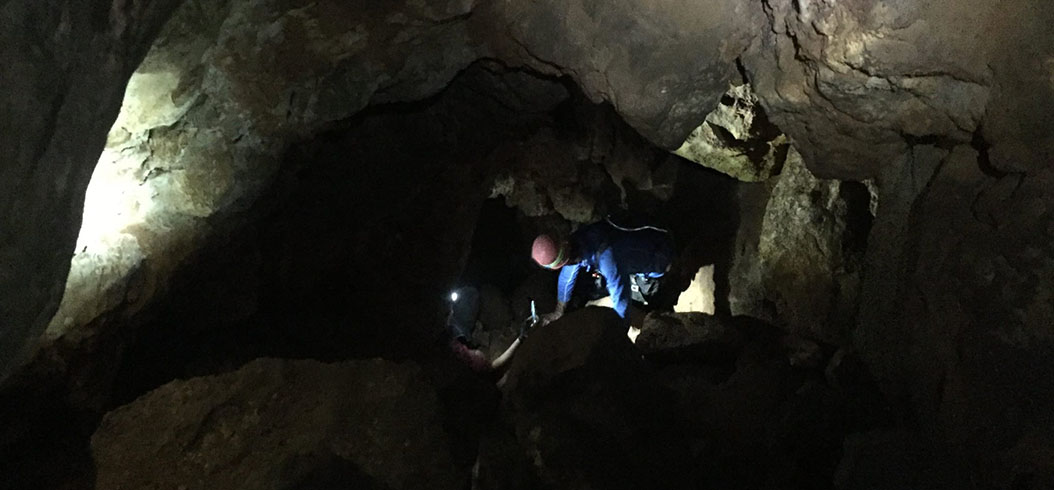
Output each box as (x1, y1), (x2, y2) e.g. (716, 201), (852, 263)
(0, 0), (182, 381)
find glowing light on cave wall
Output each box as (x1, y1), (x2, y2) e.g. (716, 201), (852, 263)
(75, 145), (155, 252)
(49, 33), (194, 339)
(48, 129), (158, 337)
(674, 265), (716, 314)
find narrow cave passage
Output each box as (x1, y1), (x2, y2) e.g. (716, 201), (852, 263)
(11, 58), (883, 490)
(106, 60), (753, 402)
(4, 0), (1054, 489)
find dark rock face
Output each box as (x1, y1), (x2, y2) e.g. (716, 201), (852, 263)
(107, 62), (568, 396)
(483, 308), (696, 490)
(489, 102), (682, 224)
(481, 0), (758, 149)
(834, 430), (977, 490)
(894, 149), (1054, 486)
(635, 311), (747, 365)
(480, 309), (889, 489)
(738, 2), (1054, 479)
(92, 358), (464, 490)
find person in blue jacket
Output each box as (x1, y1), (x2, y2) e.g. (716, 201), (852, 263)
(531, 220), (673, 325)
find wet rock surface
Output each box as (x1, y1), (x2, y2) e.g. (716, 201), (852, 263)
(92, 358), (463, 490)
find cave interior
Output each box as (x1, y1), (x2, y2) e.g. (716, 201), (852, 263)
(2, 1), (1053, 490)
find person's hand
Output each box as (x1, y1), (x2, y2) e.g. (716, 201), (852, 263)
(539, 311), (563, 326)
(519, 317), (534, 339)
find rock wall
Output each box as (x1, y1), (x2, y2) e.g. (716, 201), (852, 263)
(737, 0), (1054, 477)
(44, 0), (487, 347)
(897, 148), (1054, 483)
(729, 148), (872, 344)
(22, 0), (497, 396)
(489, 103), (680, 224)
(88, 62), (581, 404)
(0, 0), (182, 381)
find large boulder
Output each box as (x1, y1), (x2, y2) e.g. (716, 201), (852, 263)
(755, 148), (871, 343)
(725, 147), (872, 344)
(479, 308), (695, 490)
(92, 358), (465, 490)
(635, 311), (747, 365)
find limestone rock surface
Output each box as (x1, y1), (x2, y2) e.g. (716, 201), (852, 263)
(0, 0), (182, 381)
(726, 148), (871, 344)
(675, 84), (789, 182)
(756, 148), (871, 343)
(92, 358), (463, 490)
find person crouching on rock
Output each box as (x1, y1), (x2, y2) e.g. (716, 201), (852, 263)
(531, 219), (673, 328)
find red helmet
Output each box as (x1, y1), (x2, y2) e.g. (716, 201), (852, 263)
(532, 234), (569, 269)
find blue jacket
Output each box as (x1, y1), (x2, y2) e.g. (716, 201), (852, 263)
(557, 221), (673, 318)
